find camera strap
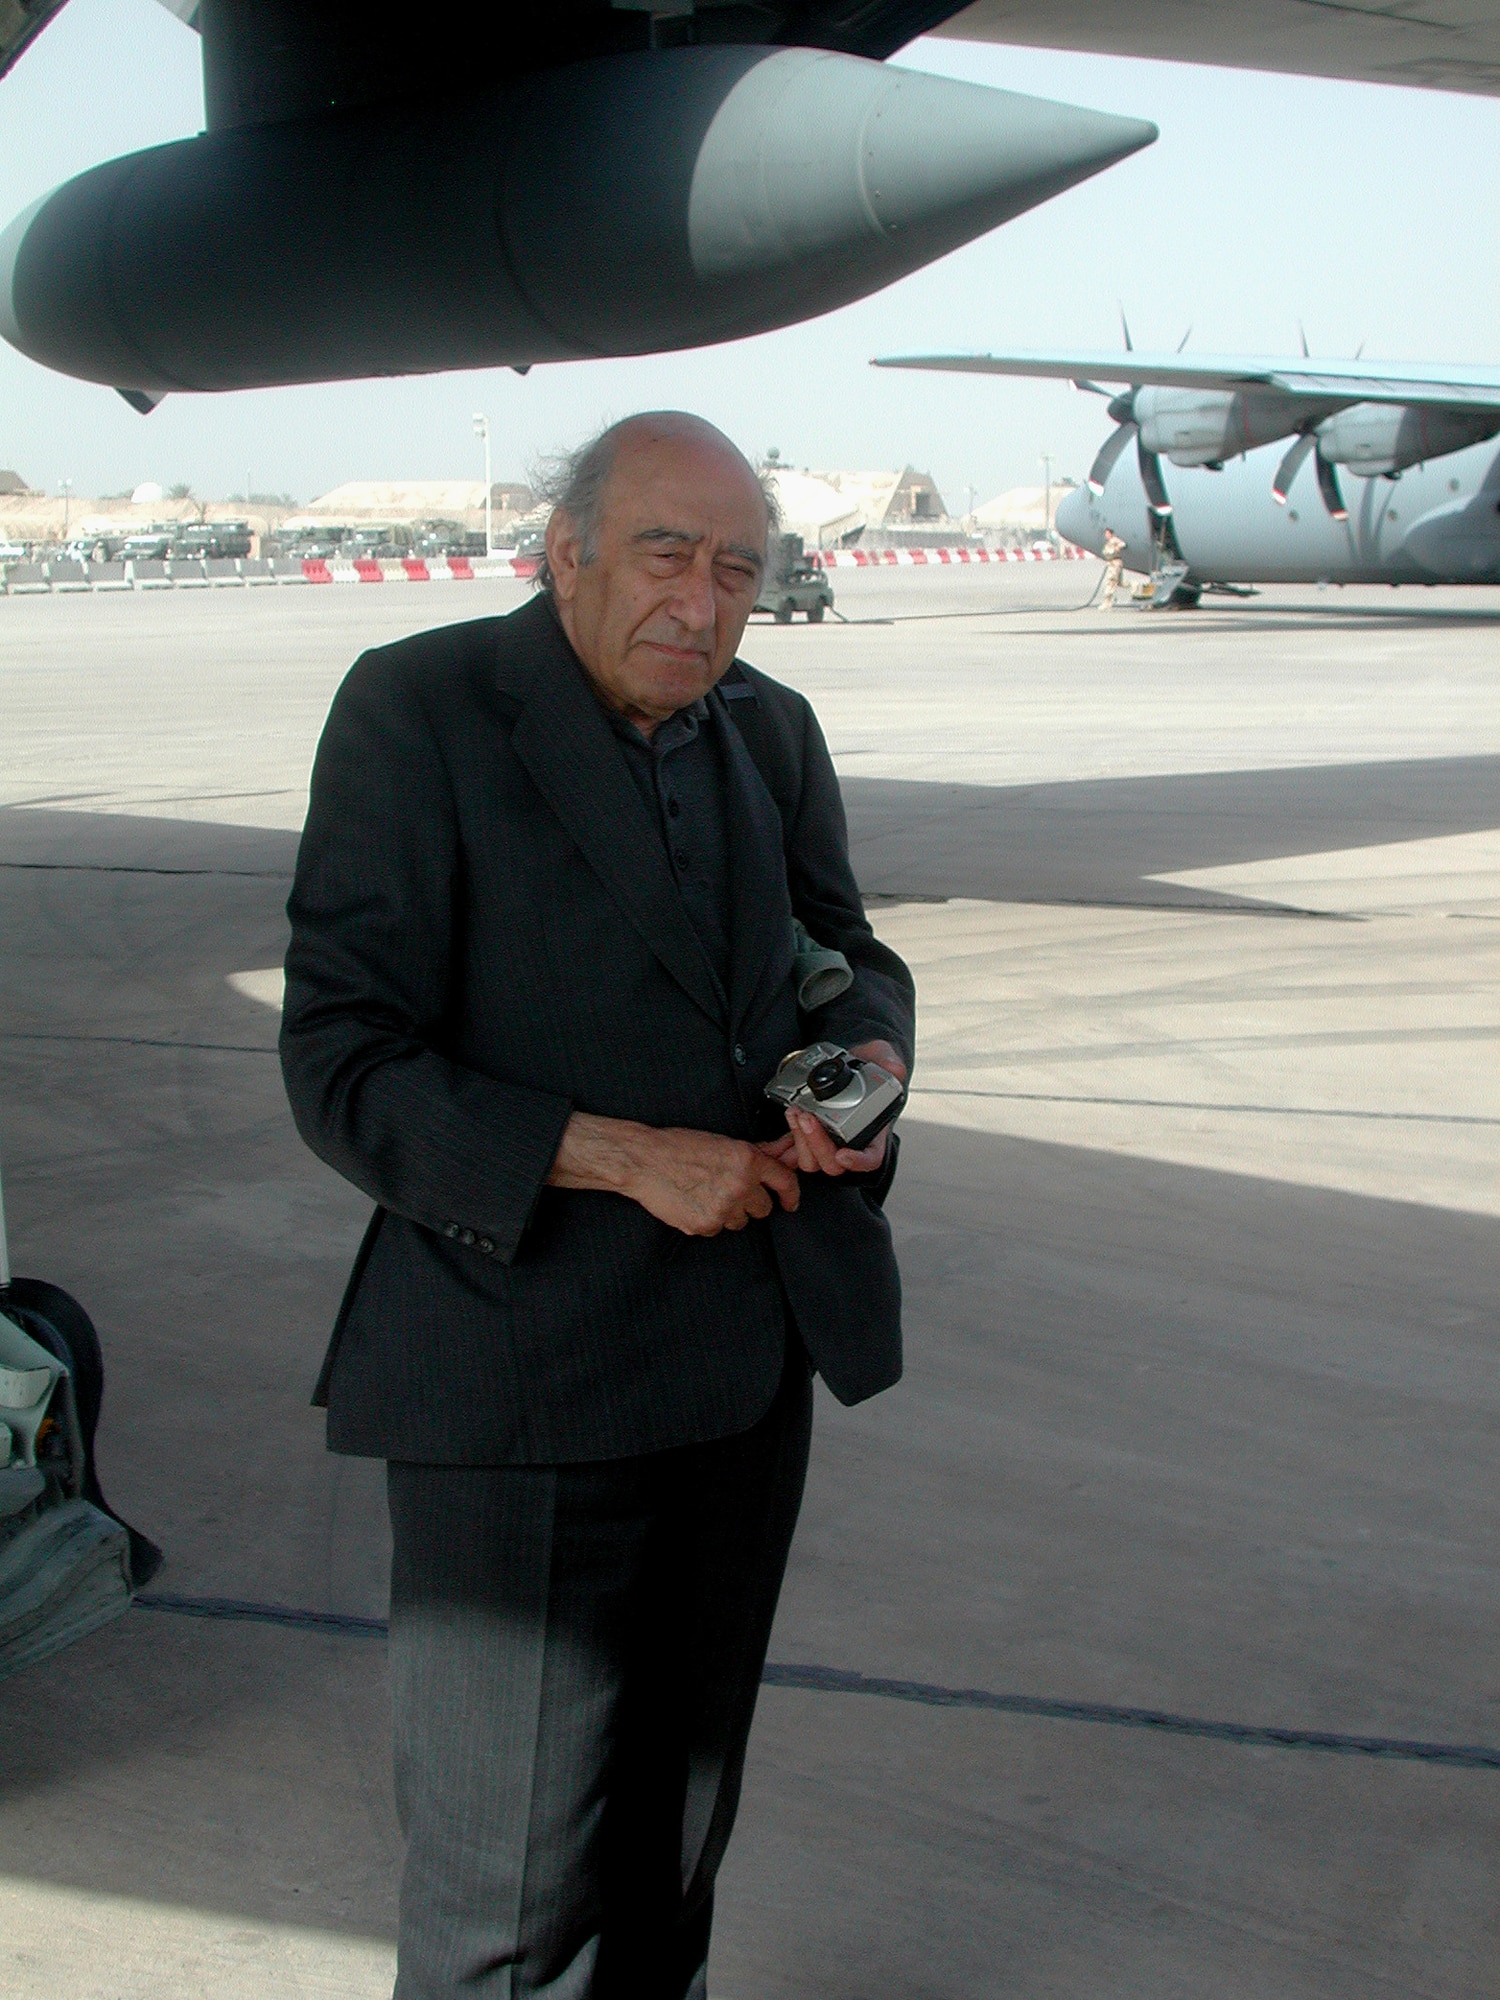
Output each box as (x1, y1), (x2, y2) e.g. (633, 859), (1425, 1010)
(715, 661), (803, 856)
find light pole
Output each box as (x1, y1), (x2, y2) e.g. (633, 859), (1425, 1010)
(472, 412), (492, 557)
(1039, 453), (1053, 544)
(60, 478), (72, 543)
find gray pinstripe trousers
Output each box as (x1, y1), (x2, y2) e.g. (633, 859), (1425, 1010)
(386, 1356), (813, 1999)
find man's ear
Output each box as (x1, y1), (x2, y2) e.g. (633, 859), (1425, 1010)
(544, 508), (581, 602)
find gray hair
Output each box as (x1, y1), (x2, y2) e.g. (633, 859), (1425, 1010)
(532, 414), (781, 593)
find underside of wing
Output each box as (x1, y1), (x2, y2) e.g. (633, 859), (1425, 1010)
(875, 351), (1500, 413)
(875, 351), (1276, 392)
(0, 0), (69, 84)
(934, 0), (1500, 100)
(14, 0), (1500, 102)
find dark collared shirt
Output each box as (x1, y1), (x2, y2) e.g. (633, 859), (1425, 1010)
(608, 697), (734, 999)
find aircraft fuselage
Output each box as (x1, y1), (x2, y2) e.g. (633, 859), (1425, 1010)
(1058, 436), (1500, 585)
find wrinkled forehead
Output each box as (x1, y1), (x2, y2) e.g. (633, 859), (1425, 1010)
(604, 428), (768, 540)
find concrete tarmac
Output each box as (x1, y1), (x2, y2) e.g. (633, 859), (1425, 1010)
(1, 569), (1497, 1997)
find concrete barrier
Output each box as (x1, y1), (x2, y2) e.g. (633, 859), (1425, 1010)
(1, 547), (659, 595)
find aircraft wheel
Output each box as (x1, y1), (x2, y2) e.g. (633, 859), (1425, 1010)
(1171, 583), (1202, 609)
(807, 603), (825, 622)
(775, 599), (794, 623)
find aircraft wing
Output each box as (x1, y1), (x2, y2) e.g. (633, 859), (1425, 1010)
(874, 351), (1500, 413)
(8, 0), (1500, 101)
(0, 0), (69, 83)
(935, 0), (1500, 99)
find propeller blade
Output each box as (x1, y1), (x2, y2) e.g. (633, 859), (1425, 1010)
(1176, 324), (1192, 352)
(1315, 451), (1348, 522)
(1071, 378), (1112, 395)
(1298, 319), (1310, 358)
(1086, 420), (1136, 495)
(1136, 436), (1173, 517)
(1272, 431), (1315, 505)
(1119, 303), (1134, 352)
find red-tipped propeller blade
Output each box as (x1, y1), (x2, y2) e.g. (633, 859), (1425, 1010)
(1273, 432), (1315, 505)
(1086, 420), (1136, 495)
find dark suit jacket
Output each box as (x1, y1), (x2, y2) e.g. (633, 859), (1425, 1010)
(280, 594), (915, 1464)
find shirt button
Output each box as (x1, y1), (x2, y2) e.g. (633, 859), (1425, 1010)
(733, 1044), (747, 1066)
(674, 848), (689, 869)
(443, 1222), (460, 1240)
(460, 1228), (476, 1247)
(478, 1237), (495, 1256)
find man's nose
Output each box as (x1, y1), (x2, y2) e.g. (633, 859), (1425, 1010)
(670, 560), (717, 633)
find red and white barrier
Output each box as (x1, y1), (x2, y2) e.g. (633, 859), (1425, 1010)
(304, 554), (489, 583)
(812, 544), (1087, 568)
(298, 546), (1089, 583)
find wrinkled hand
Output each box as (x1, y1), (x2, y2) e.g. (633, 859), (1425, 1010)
(627, 1126), (801, 1235)
(761, 1039), (909, 1179)
(549, 1111), (800, 1236)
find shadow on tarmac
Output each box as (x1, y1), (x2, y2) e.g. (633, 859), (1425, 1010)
(1, 770), (1498, 1993)
(8, 747), (1500, 916)
(850, 753), (1500, 909)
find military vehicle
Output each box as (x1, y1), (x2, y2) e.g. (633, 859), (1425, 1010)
(755, 534), (835, 624)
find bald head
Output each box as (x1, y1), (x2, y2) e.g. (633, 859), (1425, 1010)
(543, 412), (775, 735)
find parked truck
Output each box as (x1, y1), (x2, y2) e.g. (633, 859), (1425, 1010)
(754, 533), (834, 623)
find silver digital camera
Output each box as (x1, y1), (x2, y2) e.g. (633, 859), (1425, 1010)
(764, 1042), (905, 1152)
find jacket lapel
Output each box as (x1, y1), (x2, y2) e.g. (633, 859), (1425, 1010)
(714, 685), (795, 1037)
(502, 600), (727, 1030)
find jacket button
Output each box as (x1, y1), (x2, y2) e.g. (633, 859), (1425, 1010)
(478, 1237), (495, 1256)
(732, 1043), (747, 1066)
(443, 1222), (460, 1239)
(460, 1228), (476, 1247)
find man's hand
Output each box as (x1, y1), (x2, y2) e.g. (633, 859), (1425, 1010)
(549, 1112), (800, 1236)
(762, 1039), (909, 1179)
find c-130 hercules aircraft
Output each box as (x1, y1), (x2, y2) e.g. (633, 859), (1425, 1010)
(4, 0), (1500, 402)
(876, 342), (1500, 603)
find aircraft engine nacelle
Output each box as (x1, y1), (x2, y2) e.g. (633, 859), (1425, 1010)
(1315, 402), (1500, 475)
(1134, 386), (1307, 466)
(0, 49), (1152, 398)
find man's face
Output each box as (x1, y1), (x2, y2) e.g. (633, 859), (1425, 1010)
(546, 422), (768, 732)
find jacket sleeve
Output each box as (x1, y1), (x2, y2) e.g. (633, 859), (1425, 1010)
(782, 695), (917, 1077)
(279, 648), (573, 1265)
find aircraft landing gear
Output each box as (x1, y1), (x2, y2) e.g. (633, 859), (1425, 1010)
(1150, 565), (1201, 608)
(1142, 511), (1198, 609)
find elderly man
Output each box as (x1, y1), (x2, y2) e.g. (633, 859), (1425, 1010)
(281, 412), (914, 1998)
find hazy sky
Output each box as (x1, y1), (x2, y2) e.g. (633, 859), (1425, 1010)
(3, 0), (1498, 508)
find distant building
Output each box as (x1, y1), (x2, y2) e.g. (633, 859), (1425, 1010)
(764, 463), (959, 548)
(289, 479), (537, 535)
(970, 478), (1078, 544)
(0, 470), (33, 496)
(762, 470), (864, 548)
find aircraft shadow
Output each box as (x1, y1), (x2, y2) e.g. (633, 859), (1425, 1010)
(1, 792), (1497, 1988)
(841, 754), (1500, 909)
(0, 1102), (1494, 1989)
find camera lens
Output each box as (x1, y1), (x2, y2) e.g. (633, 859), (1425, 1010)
(807, 1055), (856, 1101)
